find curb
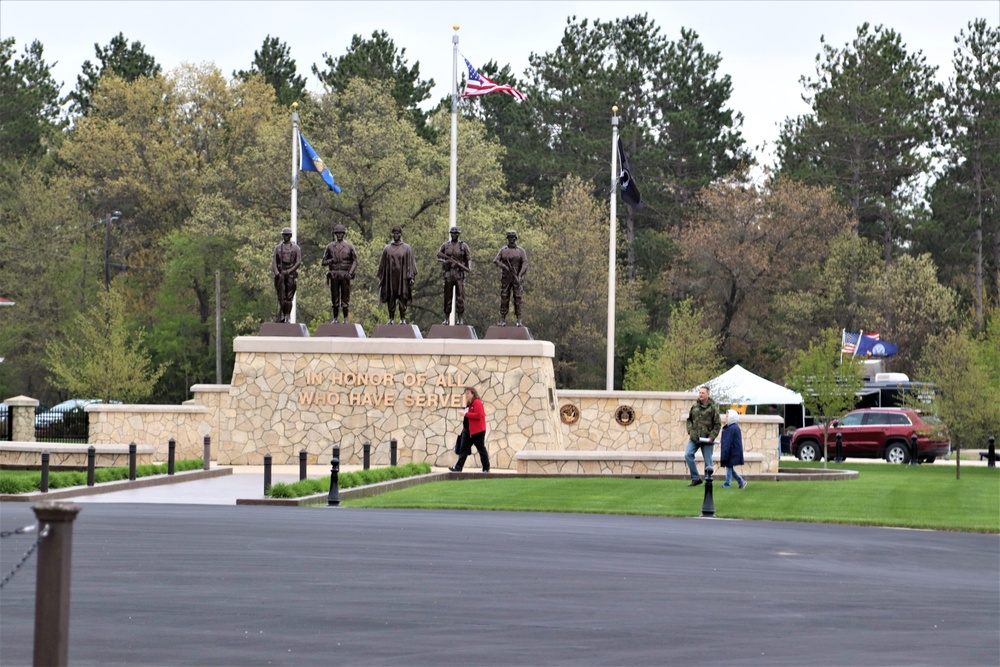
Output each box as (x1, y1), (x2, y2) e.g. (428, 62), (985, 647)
(236, 471), (450, 506)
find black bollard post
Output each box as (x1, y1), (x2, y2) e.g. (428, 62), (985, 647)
(835, 432), (844, 463)
(168, 438), (176, 475)
(332, 446), (340, 466)
(988, 436), (996, 468)
(299, 449), (308, 481)
(263, 454), (272, 494)
(701, 467), (716, 517)
(390, 438), (398, 466)
(32, 501), (82, 667)
(128, 442), (137, 480)
(363, 441), (371, 470)
(203, 435), (211, 471)
(41, 451), (50, 493)
(328, 456), (341, 507)
(86, 445), (96, 487)
(909, 434), (920, 465)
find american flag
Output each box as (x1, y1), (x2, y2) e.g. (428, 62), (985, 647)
(461, 58), (526, 101)
(842, 331), (879, 354)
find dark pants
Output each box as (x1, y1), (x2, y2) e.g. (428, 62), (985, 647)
(500, 278), (523, 320)
(455, 430), (489, 471)
(443, 272), (466, 319)
(275, 274), (297, 322)
(328, 271), (351, 317)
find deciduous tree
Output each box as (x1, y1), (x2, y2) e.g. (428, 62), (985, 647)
(44, 286), (166, 403)
(623, 299), (724, 392)
(785, 328), (865, 467)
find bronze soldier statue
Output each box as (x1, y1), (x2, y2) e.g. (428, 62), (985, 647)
(493, 229), (528, 326)
(321, 224), (359, 323)
(271, 226), (302, 323)
(377, 225), (417, 324)
(436, 226), (471, 324)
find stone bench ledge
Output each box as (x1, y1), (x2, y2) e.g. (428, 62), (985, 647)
(1, 442), (156, 454)
(515, 450), (766, 462)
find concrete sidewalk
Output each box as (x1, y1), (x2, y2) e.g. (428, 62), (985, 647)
(67, 464), (485, 505)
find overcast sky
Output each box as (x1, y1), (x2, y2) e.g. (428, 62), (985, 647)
(2, 1), (996, 165)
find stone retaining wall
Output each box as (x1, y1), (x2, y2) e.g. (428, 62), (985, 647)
(87, 405), (211, 460)
(222, 337), (563, 468)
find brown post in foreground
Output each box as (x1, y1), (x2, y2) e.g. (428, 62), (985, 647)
(32, 501), (82, 667)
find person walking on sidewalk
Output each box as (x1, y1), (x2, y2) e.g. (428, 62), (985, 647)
(720, 409), (747, 489)
(685, 386), (721, 486)
(450, 387), (490, 473)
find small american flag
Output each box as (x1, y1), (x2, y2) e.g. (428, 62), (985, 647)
(842, 331), (879, 354)
(461, 58), (526, 101)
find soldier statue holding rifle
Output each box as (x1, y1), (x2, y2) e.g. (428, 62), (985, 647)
(271, 226), (302, 323)
(322, 224), (358, 323)
(436, 226), (472, 324)
(493, 229), (528, 327)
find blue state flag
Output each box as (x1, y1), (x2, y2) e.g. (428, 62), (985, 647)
(299, 133), (341, 193)
(856, 336), (898, 358)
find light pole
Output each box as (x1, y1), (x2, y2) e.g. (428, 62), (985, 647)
(104, 210), (122, 290)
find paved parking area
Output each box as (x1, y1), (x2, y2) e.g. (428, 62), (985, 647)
(1, 502), (997, 666)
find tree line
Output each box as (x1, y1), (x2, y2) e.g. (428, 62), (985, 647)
(0, 16), (997, 445)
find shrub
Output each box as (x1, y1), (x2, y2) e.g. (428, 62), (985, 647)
(0, 459), (205, 494)
(266, 462), (431, 498)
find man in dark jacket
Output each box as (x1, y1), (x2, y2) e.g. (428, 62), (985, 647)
(685, 385), (722, 486)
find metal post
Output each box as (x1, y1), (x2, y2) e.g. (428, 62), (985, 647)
(41, 451), (50, 493)
(390, 438), (398, 467)
(167, 438), (176, 475)
(203, 435), (211, 470)
(86, 446), (95, 487)
(32, 501), (82, 667)
(299, 449), (308, 481)
(263, 454), (272, 494)
(332, 446), (340, 465)
(835, 432), (844, 463)
(328, 455), (341, 507)
(988, 436), (996, 468)
(909, 434), (920, 466)
(701, 467), (716, 517)
(363, 441), (371, 470)
(128, 442), (137, 480)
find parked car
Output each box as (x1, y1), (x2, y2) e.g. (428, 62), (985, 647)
(790, 408), (950, 464)
(34, 399), (107, 438)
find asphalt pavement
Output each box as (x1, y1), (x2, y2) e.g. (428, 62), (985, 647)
(1, 471), (998, 666)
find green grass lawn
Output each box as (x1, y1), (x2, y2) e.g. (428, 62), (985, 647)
(344, 462), (1000, 533)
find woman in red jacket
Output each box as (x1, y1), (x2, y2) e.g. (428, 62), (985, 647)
(450, 386), (490, 473)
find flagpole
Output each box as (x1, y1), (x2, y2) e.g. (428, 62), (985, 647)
(291, 103), (299, 324)
(449, 24), (459, 233)
(840, 328), (845, 364)
(607, 107), (619, 391)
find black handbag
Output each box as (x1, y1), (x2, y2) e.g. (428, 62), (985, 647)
(454, 433), (463, 454)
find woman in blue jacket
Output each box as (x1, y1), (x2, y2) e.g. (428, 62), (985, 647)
(720, 409), (747, 489)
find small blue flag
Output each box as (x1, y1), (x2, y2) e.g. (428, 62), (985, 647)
(299, 133), (341, 193)
(856, 336), (898, 358)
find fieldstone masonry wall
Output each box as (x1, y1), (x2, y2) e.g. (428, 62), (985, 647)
(4, 341), (781, 475)
(555, 390), (782, 473)
(222, 337), (563, 468)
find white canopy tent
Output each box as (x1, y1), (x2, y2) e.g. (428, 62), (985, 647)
(693, 364), (804, 406)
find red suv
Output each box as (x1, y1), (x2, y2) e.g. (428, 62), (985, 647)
(790, 408), (950, 464)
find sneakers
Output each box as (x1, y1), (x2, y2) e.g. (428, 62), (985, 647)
(722, 483), (731, 489)
(687, 479), (703, 487)
(739, 480), (748, 490)
(481, 469), (490, 473)
(448, 466), (462, 472)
